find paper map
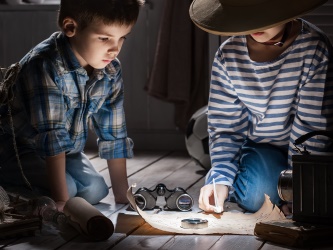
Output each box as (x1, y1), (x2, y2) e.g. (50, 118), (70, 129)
(127, 186), (285, 235)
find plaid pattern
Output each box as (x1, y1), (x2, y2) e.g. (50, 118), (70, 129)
(0, 32), (133, 160)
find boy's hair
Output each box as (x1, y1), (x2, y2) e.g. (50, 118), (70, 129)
(58, 0), (145, 30)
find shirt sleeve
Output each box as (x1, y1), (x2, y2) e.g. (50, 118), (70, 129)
(205, 50), (248, 187)
(288, 43), (333, 163)
(91, 62), (134, 159)
(17, 58), (74, 157)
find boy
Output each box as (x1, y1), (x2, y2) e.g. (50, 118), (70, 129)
(189, 0), (333, 215)
(0, 0), (144, 211)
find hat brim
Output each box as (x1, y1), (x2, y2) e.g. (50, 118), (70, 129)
(189, 0), (327, 36)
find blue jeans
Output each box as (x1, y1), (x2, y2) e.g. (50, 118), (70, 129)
(0, 142), (108, 204)
(230, 140), (288, 212)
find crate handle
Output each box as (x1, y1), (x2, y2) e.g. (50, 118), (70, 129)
(294, 130), (333, 145)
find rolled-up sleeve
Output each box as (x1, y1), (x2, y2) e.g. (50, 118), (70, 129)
(91, 61), (134, 159)
(98, 137), (134, 159)
(34, 130), (74, 156)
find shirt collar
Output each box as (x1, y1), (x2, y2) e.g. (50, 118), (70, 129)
(53, 32), (86, 75)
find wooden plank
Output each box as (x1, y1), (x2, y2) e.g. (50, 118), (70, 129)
(2, 231), (78, 250)
(210, 235), (264, 250)
(116, 151), (193, 190)
(111, 235), (173, 250)
(93, 188), (124, 217)
(0, 238), (17, 249)
(152, 159), (204, 191)
(112, 235), (220, 250)
(58, 233), (125, 250)
(90, 150), (169, 174)
(127, 151), (170, 176)
(84, 148), (98, 160)
(130, 223), (173, 236)
(160, 235), (221, 250)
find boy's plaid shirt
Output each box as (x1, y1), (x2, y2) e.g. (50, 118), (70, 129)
(0, 32), (133, 160)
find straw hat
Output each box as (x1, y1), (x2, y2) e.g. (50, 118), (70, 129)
(189, 0), (327, 36)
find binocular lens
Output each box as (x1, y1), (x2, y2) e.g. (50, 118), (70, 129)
(134, 194), (146, 210)
(278, 169), (293, 202)
(176, 194), (193, 211)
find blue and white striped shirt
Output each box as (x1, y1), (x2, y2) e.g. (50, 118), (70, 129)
(206, 19), (333, 186)
(0, 32), (133, 160)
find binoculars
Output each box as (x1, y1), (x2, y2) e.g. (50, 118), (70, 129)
(132, 183), (194, 211)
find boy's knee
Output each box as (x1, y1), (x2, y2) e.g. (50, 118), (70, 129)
(79, 177), (109, 204)
(66, 176), (78, 199)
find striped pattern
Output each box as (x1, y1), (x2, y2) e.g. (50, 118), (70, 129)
(206, 19), (333, 186)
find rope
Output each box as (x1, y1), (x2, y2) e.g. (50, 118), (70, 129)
(0, 63), (33, 191)
(0, 186), (10, 223)
(0, 63), (19, 104)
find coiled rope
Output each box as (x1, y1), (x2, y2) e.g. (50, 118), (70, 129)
(0, 63), (33, 190)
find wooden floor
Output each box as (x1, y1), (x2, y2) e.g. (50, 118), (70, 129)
(1, 150), (332, 250)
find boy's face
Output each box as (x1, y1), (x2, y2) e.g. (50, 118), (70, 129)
(64, 18), (133, 72)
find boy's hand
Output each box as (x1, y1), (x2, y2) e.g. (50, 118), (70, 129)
(114, 190), (129, 204)
(113, 179), (129, 204)
(55, 200), (67, 212)
(199, 184), (228, 212)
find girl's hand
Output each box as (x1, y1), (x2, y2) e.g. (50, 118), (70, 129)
(198, 184), (228, 212)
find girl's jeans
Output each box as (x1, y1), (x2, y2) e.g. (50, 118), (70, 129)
(230, 140), (288, 212)
(0, 143), (108, 205)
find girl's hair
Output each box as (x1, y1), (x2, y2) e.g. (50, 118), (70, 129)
(58, 0), (145, 30)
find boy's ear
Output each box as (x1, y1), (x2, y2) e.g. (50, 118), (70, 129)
(62, 17), (77, 37)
